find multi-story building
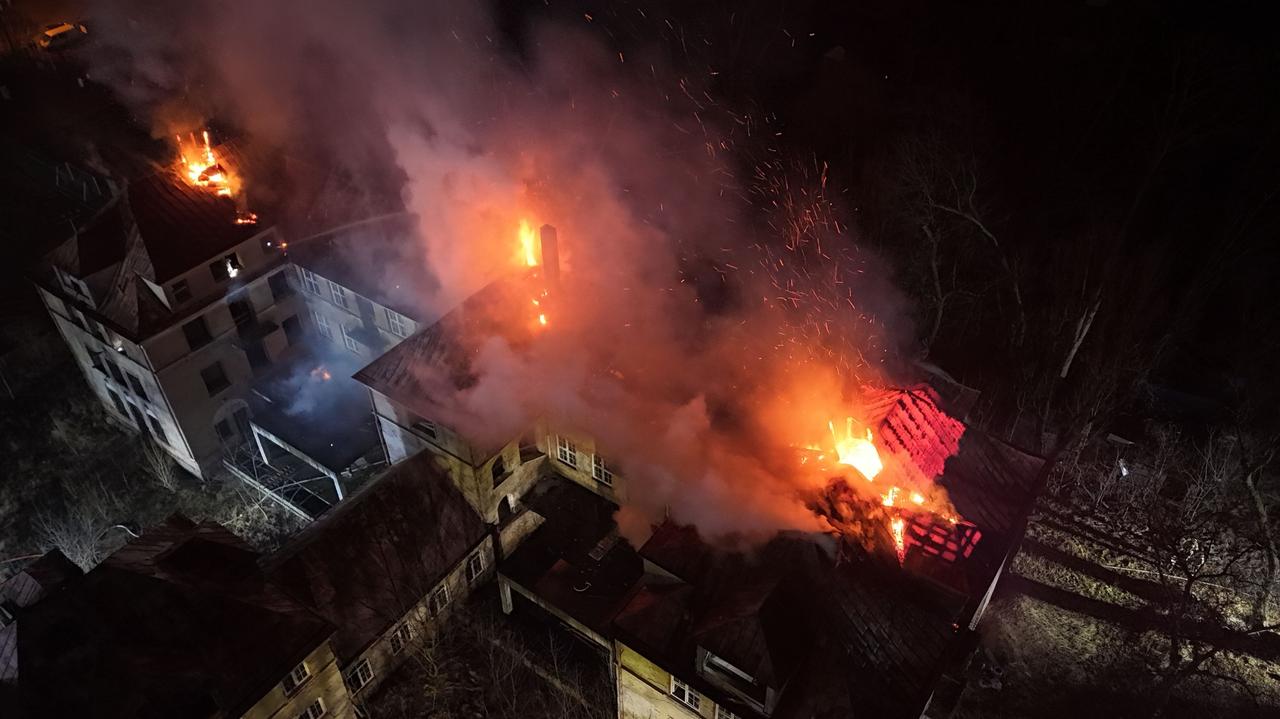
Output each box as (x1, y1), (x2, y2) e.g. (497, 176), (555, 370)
(267, 447), (494, 707)
(0, 516), (357, 718)
(0, 448), (491, 718)
(495, 386), (1048, 719)
(33, 170), (305, 478)
(286, 213), (428, 365)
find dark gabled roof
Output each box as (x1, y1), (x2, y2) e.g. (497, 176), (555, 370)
(502, 475), (644, 637)
(287, 212), (436, 320)
(353, 274), (543, 422)
(1, 517), (332, 719)
(265, 450), (488, 663)
(127, 170), (265, 283)
(0, 550), (81, 610)
(617, 523), (969, 719)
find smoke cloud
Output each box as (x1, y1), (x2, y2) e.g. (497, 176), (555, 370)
(85, 0), (920, 542)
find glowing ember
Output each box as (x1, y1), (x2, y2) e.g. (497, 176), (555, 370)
(828, 417), (883, 481)
(882, 486), (899, 507)
(235, 210), (259, 226)
(310, 366), (332, 382)
(519, 219), (539, 267)
(910, 491), (925, 505)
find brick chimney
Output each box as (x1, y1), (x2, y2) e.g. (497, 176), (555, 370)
(540, 224), (560, 291)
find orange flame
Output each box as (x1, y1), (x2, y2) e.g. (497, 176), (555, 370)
(828, 417), (882, 481)
(176, 130), (238, 198)
(519, 219), (539, 267)
(890, 517), (906, 564)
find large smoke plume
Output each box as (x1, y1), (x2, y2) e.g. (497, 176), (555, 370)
(86, 0), (920, 542)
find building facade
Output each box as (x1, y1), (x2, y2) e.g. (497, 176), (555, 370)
(35, 172), (309, 478)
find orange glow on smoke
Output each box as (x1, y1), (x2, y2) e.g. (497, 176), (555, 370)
(829, 417), (883, 481)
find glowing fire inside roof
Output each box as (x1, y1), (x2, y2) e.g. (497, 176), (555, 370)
(176, 130), (238, 198)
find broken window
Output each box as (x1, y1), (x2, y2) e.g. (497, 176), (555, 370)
(491, 454), (506, 486)
(312, 310), (333, 339)
(556, 436), (578, 468)
(126, 372), (149, 401)
(208, 254), (241, 283)
(200, 362), (230, 397)
(670, 677), (701, 711)
(341, 324), (361, 354)
(147, 414), (168, 444)
(182, 316), (213, 351)
(345, 659), (374, 692)
(428, 584), (450, 616)
(389, 623), (413, 654)
(281, 662), (311, 695)
(106, 388), (128, 416)
(412, 418), (438, 440)
(466, 551), (485, 583)
(268, 270), (293, 302)
(172, 279), (192, 304)
(104, 358), (126, 385)
(296, 699), (324, 719)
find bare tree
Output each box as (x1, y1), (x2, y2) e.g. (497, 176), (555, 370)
(142, 440), (179, 492)
(32, 479), (128, 571)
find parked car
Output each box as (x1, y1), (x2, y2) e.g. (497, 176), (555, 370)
(35, 22), (89, 51)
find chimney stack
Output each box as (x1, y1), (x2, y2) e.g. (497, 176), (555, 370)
(540, 224), (560, 290)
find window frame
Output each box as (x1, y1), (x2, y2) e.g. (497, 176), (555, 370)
(268, 270), (293, 302)
(555, 436), (578, 468)
(385, 307), (408, 337)
(429, 584), (450, 616)
(345, 658), (375, 692)
(592, 453), (614, 485)
(172, 279), (192, 304)
(329, 280), (349, 310)
(312, 310), (333, 339)
(200, 361), (231, 397)
(341, 324), (361, 354)
(715, 706), (742, 719)
(389, 622), (413, 654)
(182, 315), (214, 351)
(104, 357), (126, 385)
(281, 661), (311, 695)
(466, 551), (485, 583)
(126, 372), (149, 401)
(147, 414), (168, 444)
(300, 268), (322, 295)
(295, 698), (326, 719)
(412, 419), (438, 440)
(670, 676), (701, 711)
(106, 388), (128, 416)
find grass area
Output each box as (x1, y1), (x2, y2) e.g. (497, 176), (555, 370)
(364, 589), (614, 719)
(0, 355), (300, 576)
(954, 498), (1280, 719)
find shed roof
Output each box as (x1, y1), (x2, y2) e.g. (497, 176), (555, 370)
(0, 517), (331, 719)
(265, 450), (488, 663)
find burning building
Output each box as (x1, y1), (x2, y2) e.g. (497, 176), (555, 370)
(33, 161), (301, 479)
(496, 384), (1046, 719)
